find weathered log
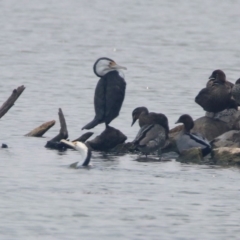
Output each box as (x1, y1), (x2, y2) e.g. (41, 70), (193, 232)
(25, 120), (56, 137)
(0, 85), (25, 119)
(49, 108), (68, 142)
(45, 109), (68, 150)
(72, 132), (94, 143)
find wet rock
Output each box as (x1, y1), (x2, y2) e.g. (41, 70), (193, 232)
(205, 108), (238, 126)
(45, 140), (69, 151)
(176, 147), (203, 164)
(211, 147), (240, 166)
(87, 126), (127, 151)
(211, 130), (240, 148)
(232, 111), (240, 130)
(110, 142), (137, 153)
(191, 117), (230, 141)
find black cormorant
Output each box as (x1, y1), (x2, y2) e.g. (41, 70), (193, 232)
(82, 57), (127, 130)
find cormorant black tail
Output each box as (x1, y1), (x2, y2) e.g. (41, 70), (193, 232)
(82, 118), (100, 130)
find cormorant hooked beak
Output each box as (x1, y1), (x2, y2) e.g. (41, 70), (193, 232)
(110, 62), (127, 71)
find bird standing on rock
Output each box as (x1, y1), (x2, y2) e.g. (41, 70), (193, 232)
(131, 106), (169, 133)
(82, 57), (127, 130)
(195, 69), (237, 113)
(132, 107), (169, 157)
(175, 114), (211, 157)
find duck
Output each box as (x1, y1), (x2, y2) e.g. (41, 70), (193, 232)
(60, 139), (91, 168)
(131, 107), (169, 134)
(195, 70), (237, 113)
(175, 114), (211, 157)
(231, 78), (240, 105)
(132, 113), (169, 157)
(82, 57), (127, 130)
(206, 69), (233, 90)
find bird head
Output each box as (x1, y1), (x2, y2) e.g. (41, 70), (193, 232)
(93, 57), (127, 77)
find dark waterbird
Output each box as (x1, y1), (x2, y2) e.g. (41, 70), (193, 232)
(195, 69), (236, 113)
(206, 69), (234, 89)
(175, 114), (211, 157)
(82, 57), (127, 130)
(131, 107), (169, 133)
(132, 113), (169, 157)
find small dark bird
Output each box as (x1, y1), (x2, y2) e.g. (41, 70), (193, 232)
(82, 57), (127, 130)
(131, 107), (169, 134)
(195, 70), (237, 113)
(231, 78), (240, 105)
(175, 114), (211, 157)
(132, 113), (169, 157)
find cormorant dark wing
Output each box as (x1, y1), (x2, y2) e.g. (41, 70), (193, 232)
(82, 77), (106, 130)
(103, 71), (126, 124)
(82, 70), (126, 130)
(93, 77), (106, 122)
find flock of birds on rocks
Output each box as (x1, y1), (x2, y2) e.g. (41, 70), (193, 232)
(58, 57), (240, 168)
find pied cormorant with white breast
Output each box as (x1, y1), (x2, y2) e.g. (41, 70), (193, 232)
(82, 57), (127, 130)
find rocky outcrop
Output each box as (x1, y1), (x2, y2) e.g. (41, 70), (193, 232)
(211, 130), (240, 148)
(87, 126), (127, 151)
(176, 147), (203, 164)
(211, 147), (240, 166)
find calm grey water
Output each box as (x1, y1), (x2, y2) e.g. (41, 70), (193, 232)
(1, 0), (240, 239)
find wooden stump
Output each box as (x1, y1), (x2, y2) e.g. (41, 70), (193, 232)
(0, 85), (25, 119)
(25, 120), (56, 137)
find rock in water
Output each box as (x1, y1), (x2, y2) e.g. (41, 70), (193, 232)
(87, 126), (127, 151)
(211, 130), (240, 148)
(211, 147), (240, 166)
(177, 147), (203, 164)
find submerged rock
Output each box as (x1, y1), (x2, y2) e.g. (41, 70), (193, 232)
(110, 142), (137, 153)
(87, 126), (127, 151)
(211, 147), (240, 166)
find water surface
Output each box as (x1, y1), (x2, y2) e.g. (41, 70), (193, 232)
(1, 0), (240, 239)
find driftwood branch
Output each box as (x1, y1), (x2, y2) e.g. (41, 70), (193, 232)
(25, 120), (56, 137)
(45, 108), (69, 150)
(72, 132), (94, 143)
(49, 108), (68, 142)
(0, 85), (25, 119)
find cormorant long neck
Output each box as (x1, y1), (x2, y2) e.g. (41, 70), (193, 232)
(82, 149), (92, 166)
